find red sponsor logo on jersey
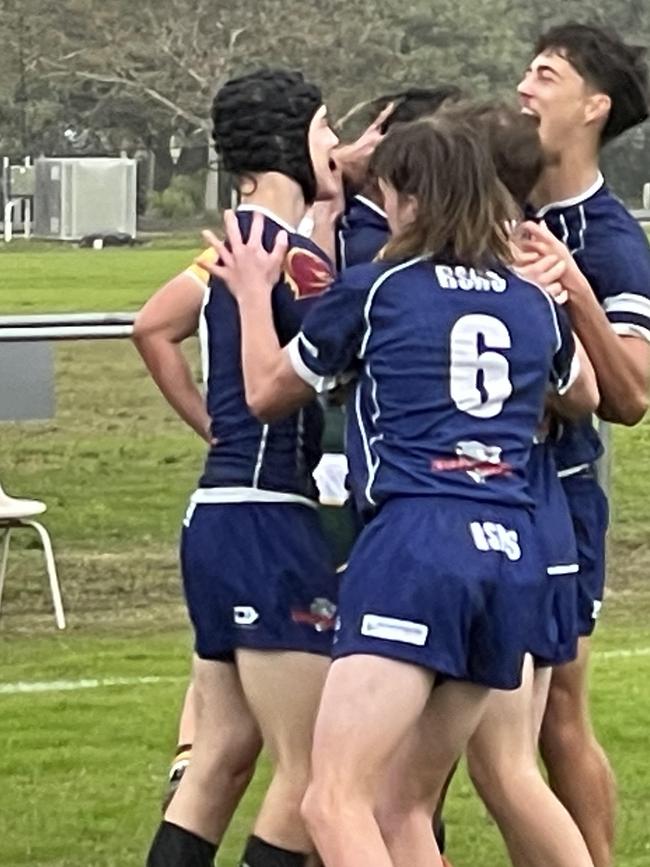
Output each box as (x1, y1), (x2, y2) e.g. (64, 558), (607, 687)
(284, 247), (333, 298)
(431, 456), (513, 479)
(291, 597), (337, 632)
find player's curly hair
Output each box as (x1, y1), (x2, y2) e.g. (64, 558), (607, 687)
(211, 69), (323, 203)
(372, 116), (515, 269)
(535, 23), (649, 144)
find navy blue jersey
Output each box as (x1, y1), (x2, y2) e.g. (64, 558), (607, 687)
(533, 175), (650, 473)
(287, 256), (576, 513)
(198, 206), (333, 501)
(336, 195), (390, 270)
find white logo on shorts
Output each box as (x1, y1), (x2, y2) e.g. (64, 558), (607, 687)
(233, 606), (259, 626)
(469, 521), (521, 562)
(360, 614), (429, 647)
(592, 599), (603, 621)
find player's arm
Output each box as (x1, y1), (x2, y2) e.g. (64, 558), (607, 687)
(566, 290), (649, 426)
(520, 221), (650, 426)
(547, 332), (599, 420)
(204, 211), (364, 422)
(132, 263), (212, 442)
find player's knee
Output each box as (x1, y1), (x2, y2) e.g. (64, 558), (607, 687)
(467, 750), (514, 816)
(467, 749), (494, 802)
(195, 720), (260, 784)
(467, 745), (539, 820)
(301, 781), (333, 838)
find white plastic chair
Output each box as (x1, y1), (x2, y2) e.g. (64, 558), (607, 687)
(0, 485), (66, 629)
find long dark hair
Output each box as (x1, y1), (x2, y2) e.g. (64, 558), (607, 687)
(371, 116), (515, 268)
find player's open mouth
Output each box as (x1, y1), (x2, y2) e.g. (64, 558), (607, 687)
(520, 106), (539, 118)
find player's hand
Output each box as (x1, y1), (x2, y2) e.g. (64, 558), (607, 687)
(334, 102), (394, 190)
(515, 220), (592, 303)
(514, 251), (568, 303)
(200, 211), (288, 301)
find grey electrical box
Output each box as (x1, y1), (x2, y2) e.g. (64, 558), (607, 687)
(34, 157), (137, 240)
(0, 343), (54, 421)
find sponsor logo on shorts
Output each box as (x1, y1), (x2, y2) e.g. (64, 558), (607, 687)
(360, 614), (429, 647)
(291, 597), (337, 632)
(469, 521), (521, 562)
(592, 599), (603, 621)
(432, 441), (512, 484)
(233, 606), (260, 627)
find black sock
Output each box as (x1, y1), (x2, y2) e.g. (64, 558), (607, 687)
(147, 821), (216, 867)
(433, 815), (446, 854)
(240, 835), (308, 867)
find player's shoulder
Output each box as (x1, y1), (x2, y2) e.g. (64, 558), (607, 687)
(583, 185), (648, 242)
(339, 256), (426, 292)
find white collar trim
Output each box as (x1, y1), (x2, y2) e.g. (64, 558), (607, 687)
(236, 204), (296, 233)
(535, 172), (605, 218)
(354, 195), (388, 220)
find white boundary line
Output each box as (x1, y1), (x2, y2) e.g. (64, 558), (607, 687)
(1, 648), (650, 696)
(0, 675), (186, 696)
(594, 646), (650, 661)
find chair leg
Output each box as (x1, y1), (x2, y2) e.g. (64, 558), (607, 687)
(23, 520), (66, 630)
(0, 527), (11, 616)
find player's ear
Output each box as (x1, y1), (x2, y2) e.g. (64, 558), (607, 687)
(584, 92), (611, 128)
(402, 194), (419, 226)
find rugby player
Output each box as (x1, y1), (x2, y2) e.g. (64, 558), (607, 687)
(515, 24), (650, 867)
(139, 68), (341, 867)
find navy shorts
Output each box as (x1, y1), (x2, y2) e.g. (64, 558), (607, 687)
(332, 496), (545, 691)
(561, 474), (609, 637)
(181, 501), (338, 660)
(529, 445), (579, 666)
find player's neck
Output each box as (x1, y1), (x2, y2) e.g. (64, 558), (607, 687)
(239, 172), (307, 231)
(532, 140), (601, 210)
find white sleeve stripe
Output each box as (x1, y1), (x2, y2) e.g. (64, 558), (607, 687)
(603, 293), (650, 319)
(299, 332), (320, 359)
(610, 321), (650, 344)
(286, 336), (335, 393)
(557, 352), (581, 396)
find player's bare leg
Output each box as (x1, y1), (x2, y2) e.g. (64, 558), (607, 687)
(540, 638), (616, 867)
(431, 762), (458, 863)
(467, 655), (594, 867)
(162, 680), (197, 811)
(162, 655), (261, 843)
(303, 655), (487, 867)
(531, 664), (553, 743)
(236, 649), (330, 861)
(375, 678), (489, 867)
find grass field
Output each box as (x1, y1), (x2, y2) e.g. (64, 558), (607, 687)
(1, 238), (650, 866)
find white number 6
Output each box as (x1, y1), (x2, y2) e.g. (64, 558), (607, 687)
(450, 314), (513, 418)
